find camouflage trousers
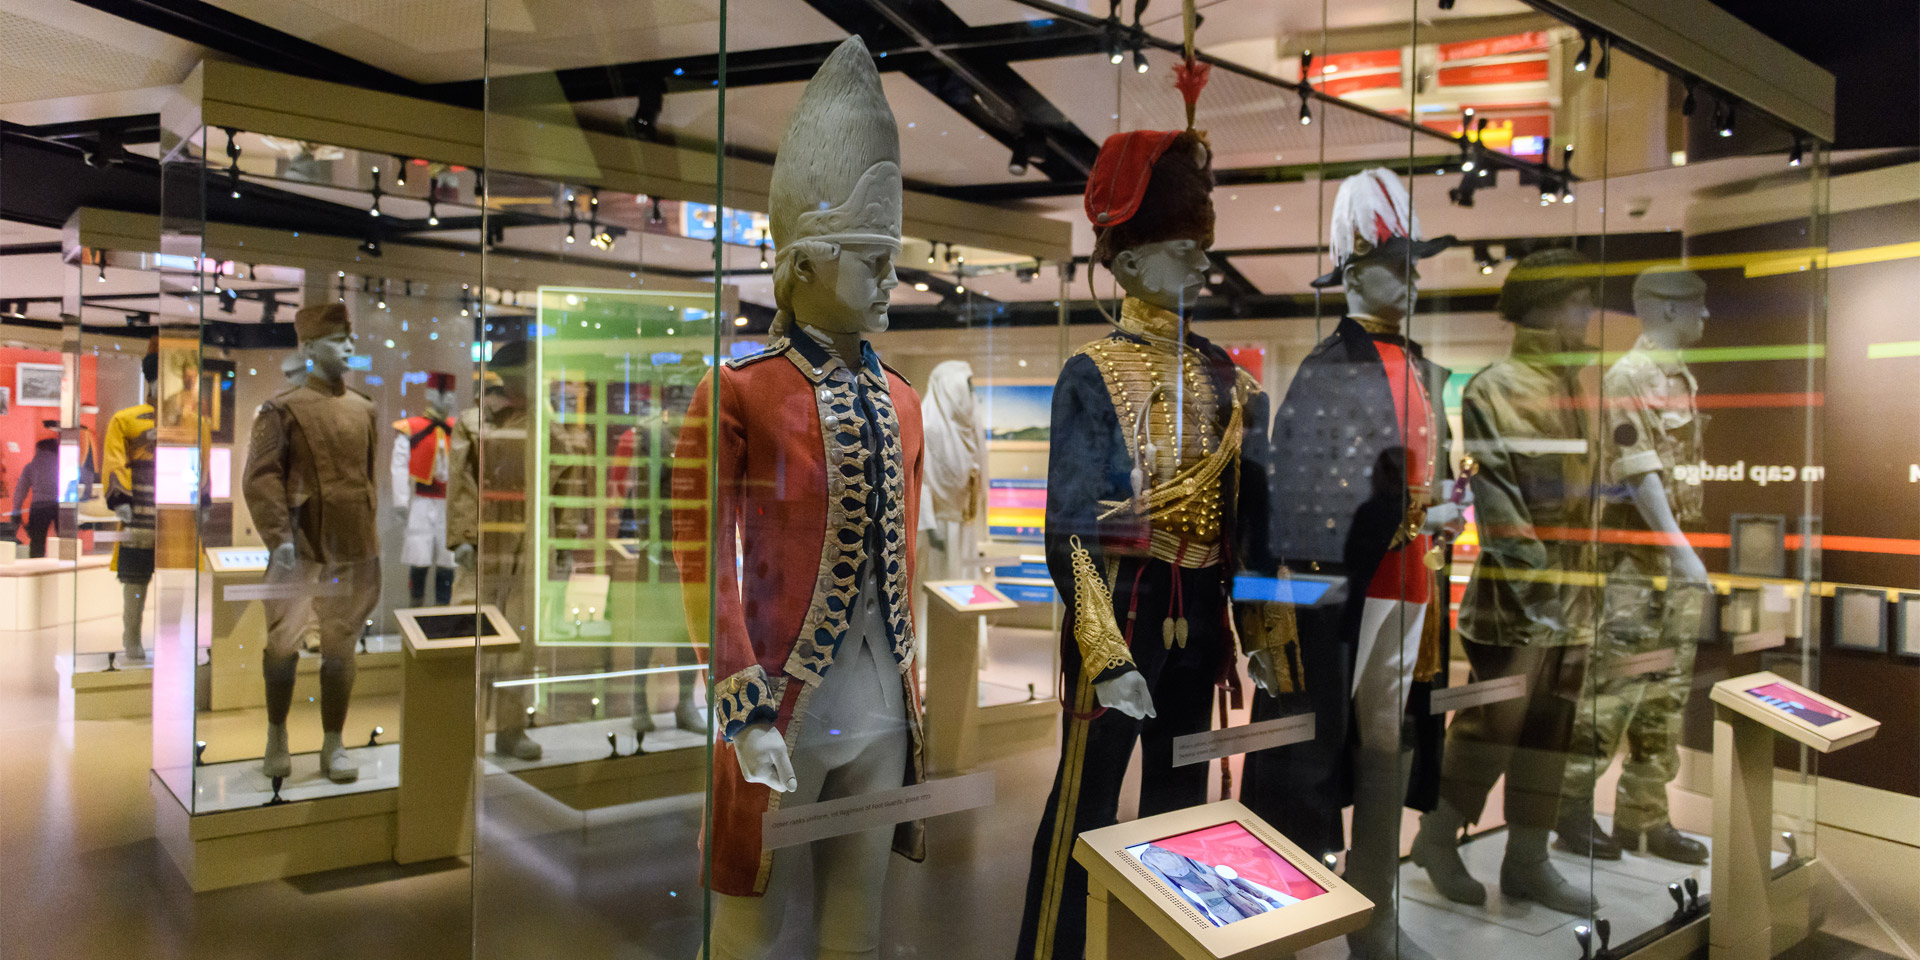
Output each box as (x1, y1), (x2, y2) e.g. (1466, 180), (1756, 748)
(1560, 545), (1706, 832)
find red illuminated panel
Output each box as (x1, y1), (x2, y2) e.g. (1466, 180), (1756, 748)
(1438, 31), (1552, 62)
(1438, 60), (1550, 88)
(1310, 49), (1401, 98)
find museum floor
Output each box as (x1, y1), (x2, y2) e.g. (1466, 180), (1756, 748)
(3, 617), (1916, 960)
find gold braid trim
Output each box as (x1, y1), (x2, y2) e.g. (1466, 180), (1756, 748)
(1068, 535), (1134, 680)
(1097, 398), (1244, 523)
(1234, 599), (1304, 695)
(1414, 590), (1445, 683)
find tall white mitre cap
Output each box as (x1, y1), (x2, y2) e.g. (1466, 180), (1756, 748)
(1311, 167), (1452, 288)
(768, 35), (903, 255)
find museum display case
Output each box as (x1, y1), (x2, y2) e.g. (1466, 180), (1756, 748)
(10, 0), (1901, 955)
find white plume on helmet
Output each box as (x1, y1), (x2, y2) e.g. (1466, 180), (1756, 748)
(1314, 167), (1452, 288)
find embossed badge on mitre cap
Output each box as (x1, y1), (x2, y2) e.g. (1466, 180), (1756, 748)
(768, 36), (903, 254)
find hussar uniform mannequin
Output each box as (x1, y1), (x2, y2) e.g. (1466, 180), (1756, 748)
(669, 36), (926, 960)
(1240, 169), (1457, 960)
(1016, 118), (1274, 960)
(243, 303), (382, 784)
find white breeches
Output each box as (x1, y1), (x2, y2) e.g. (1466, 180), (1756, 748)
(401, 495), (453, 568)
(706, 571), (910, 960)
(1350, 598), (1429, 754)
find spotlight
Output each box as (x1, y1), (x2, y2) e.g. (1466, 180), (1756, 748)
(1788, 136), (1805, 167)
(758, 239), (771, 269)
(96, 256), (107, 283)
(1299, 99), (1313, 126)
(1719, 102), (1736, 138)
(589, 187), (600, 208)
(1133, 45), (1150, 74)
(1106, 22), (1125, 65)
(369, 165), (383, 217)
(394, 159), (408, 186)
(954, 282), (966, 294)
(261, 296), (280, 323)
(360, 235), (382, 257)
(1574, 35), (1591, 73)
(1594, 41), (1611, 80)
(1473, 241), (1496, 274)
(218, 287), (239, 314)
(927, 242), (939, 265)
(1297, 52), (1314, 126)
(733, 316), (748, 327)
(913, 282), (929, 292)
(427, 197), (440, 227)
(628, 76), (666, 141)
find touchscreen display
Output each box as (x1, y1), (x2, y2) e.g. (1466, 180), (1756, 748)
(414, 612), (504, 641)
(1745, 682), (1848, 727)
(1125, 822), (1326, 927)
(938, 583), (1001, 608)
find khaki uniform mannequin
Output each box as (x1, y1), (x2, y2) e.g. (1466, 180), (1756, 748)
(244, 303), (382, 784)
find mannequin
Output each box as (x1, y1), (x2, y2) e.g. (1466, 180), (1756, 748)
(243, 303), (382, 784)
(448, 344), (588, 761)
(390, 371), (456, 607)
(668, 36), (926, 960)
(1015, 125), (1272, 960)
(101, 348), (161, 662)
(916, 359), (981, 580)
(1555, 266), (1711, 865)
(1411, 248), (1600, 915)
(1241, 169), (1456, 960)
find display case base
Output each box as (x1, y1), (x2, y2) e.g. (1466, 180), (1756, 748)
(151, 770), (397, 892)
(481, 717), (707, 812)
(209, 636), (402, 710)
(66, 657), (153, 719)
(0, 554), (116, 630)
(973, 699), (1058, 764)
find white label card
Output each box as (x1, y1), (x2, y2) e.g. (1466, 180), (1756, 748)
(92, 530), (126, 542)
(1172, 712), (1315, 767)
(1762, 584), (1791, 613)
(222, 580), (353, 602)
(1733, 632), (1787, 656)
(1605, 648), (1678, 681)
(1428, 674), (1529, 715)
(762, 772), (995, 849)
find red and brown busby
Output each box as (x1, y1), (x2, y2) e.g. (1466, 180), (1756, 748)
(1084, 129), (1216, 267)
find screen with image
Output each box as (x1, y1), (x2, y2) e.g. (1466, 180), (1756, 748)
(938, 583), (1002, 608)
(154, 445), (201, 505)
(1745, 682), (1849, 727)
(1125, 823), (1326, 927)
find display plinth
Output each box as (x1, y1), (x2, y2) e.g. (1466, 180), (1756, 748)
(0, 553), (115, 630)
(1074, 800), (1370, 960)
(206, 546), (400, 709)
(394, 604), (519, 863)
(1707, 672), (1877, 960)
(922, 580), (1017, 775)
(67, 657), (153, 719)
(150, 771), (396, 892)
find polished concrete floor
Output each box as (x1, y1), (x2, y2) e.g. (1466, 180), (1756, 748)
(6, 611), (1917, 960)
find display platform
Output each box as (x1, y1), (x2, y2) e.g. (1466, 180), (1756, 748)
(479, 715), (707, 812)
(1075, 799), (1371, 960)
(191, 743), (400, 812)
(0, 552), (116, 630)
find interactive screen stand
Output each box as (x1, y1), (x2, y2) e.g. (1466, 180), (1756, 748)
(1074, 800), (1370, 960)
(1706, 672), (1878, 960)
(921, 581), (1018, 775)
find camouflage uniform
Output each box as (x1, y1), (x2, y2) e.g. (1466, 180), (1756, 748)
(1562, 334), (1706, 832)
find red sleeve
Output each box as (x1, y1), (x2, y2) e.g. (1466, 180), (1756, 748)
(670, 368), (773, 738)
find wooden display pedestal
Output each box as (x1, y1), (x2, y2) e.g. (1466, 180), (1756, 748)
(394, 605), (520, 863)
(151, 773), (397, 892)
(69, 659), (153, 719)
(0, 551), (115, 630)
(922, 581), (1018, 775)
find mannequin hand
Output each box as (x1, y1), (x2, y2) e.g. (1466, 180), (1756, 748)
(1094, 670), (1156, 720)
(1421, 502), (1467, 537)
(114, 505), (133, 524)
(268, 543), (298, 571)
(733, 723), (796, 792)
(453, 543), (476, 569)
(1671, 549), (1710, 586)
(926, 527), (947, 552)
(391, 504), (409, 523)
(1247, 651), (1281, 698)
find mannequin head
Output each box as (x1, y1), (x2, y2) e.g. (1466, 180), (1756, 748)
(1498, 248), (1600, 345)
(1633, 266), (1708, 349)
(781, 239), (898, 338)
(280, 351), (309, 387)
(293, 303), (354, 384)
(303, 332), (354, 382)
(422, 371), (458, 417)
(1343, 254), (1419, 324)
(1087, 130), (1216, 314)
(485, 341), (528, 412)
(1110, 239), (1210, 311)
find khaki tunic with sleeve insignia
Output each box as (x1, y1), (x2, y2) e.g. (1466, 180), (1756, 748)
(243, 380), (381, 562)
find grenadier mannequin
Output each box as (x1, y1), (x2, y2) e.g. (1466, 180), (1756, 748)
(244, 303), (382, 784)
(1555, 266), (1712, 865)
(1240, 168), (1457, 960)
(390, 371), (457, 607)
(1015, 124), (1274, 960)
(669, 37), (925, 960)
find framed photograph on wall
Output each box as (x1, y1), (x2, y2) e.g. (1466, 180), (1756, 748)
(1895, 593), (1920, 659)
(14, 362), (63, 407)
(1729, 514), (1787, 578)
(1831, 587), (1889, 653)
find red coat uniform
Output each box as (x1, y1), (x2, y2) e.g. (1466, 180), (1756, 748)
(671, 335), (925, 896)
